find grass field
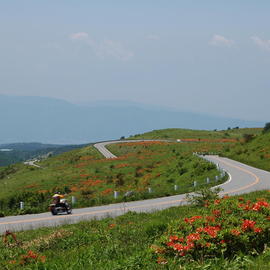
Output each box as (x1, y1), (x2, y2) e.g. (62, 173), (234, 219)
(0, 139), (226, 216)
(129, 128), (262, 140)
(2, 190), (270, 269)
(223, 131), (270, 172)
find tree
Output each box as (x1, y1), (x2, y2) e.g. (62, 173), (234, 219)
(263, 122), (270, 134)
(243, 134), (254, 143)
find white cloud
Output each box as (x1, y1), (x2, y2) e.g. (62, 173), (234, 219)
(69, 32), (89, 40)
(251, 36), (270, 51)
(146, 34), (160, 40)
(69, 32), (134, 61)
(209, 34), (235, 47)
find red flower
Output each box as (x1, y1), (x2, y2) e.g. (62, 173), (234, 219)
(186, 233), (201, 243)
(252, 204), (261, 211)
(184, 215), (202, 224)
(109, 224), (116, 229)
(173, 243), (184, 251)
(214, 199), (221, 205)
(231, 229), (241, 236)
(204, 226), (221, 238)
(169, 235), (179, 242)
(27, 250), (38, 259)
(254, 227), (263, 233)
(241, 220), (256, 231)
(196, 227), (204, 233)
(166, 241), (174, 247)
(206, 216), (215, 222)
(238, 203), (251, 211)
(212, 210), (221, 217)
(251, 201), (269, 211)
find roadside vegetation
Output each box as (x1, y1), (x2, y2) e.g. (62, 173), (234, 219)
(2, 190), (270, 269)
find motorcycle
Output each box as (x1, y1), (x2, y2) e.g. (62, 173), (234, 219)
(49, 199), (72, 215)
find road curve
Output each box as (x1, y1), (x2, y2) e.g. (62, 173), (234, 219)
(94, 140), (169, 159)
(24, 159), (41, 168)
(1, 154), (270, 233)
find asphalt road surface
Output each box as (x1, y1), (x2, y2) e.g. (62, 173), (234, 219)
(1, 143), (270, 233)
(23, 159), (41, 168)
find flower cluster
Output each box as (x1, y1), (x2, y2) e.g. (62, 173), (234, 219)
(20, 250), (46, 265)
(7, 250), (46, 266)
(152, 195), (270, 262)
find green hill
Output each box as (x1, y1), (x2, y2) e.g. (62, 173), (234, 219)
(129, 127), (262, 140)
(0, 127), (250, 216)
(224, 130), (270, 171)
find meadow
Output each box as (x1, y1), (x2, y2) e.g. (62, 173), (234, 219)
(1, 190), (270, 269)
(129, 128), (262, 140)
(0, 139), (226, 217)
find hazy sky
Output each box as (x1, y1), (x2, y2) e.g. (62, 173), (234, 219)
(0, 1), (269, 121)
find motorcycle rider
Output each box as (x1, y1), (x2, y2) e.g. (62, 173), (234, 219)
(52, 192), (64, 204)
(52, 192), (68, 211)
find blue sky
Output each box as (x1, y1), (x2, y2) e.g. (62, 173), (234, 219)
(0, 1), (269, 121)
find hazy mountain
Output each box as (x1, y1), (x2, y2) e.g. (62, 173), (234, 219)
(0, 142), (89, 166)
(0, 95), (264, 144)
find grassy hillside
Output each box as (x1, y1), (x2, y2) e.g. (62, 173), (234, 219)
(223, 131), (270, 171)
(129, 128), (262, 140)
(0, 140), (225, 216)
(131, 127), (270, 172)
(0, 127), (264, 217)
(2, 190), (270, 269)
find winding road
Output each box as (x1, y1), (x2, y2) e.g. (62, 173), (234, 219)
(1, 141), (270, 233)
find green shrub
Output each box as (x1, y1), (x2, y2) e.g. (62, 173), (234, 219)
(185, 187), (222, 206)
(263, 122), (270, 133)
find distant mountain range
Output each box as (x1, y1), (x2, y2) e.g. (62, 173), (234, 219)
(0, 95), (264, 144)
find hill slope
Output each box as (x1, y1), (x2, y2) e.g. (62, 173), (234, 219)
(224, 130), (270, 171)
(0, 128), (241, 216)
